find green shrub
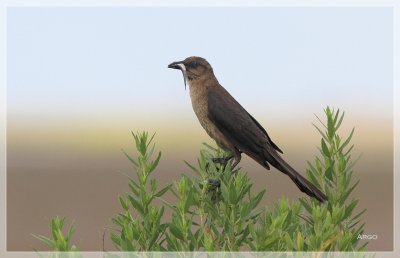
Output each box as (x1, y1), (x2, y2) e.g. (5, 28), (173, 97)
(34, 107), (367, 252)
(32, 216), (78, 252)
(110, 132), (169, 251)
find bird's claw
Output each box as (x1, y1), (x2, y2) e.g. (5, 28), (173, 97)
(207, 179), (221, 189)
(207, 179), (221, 202)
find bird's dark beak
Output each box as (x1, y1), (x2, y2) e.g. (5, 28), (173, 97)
(168, 61), (184, 70)
(168, 60), (187, 90)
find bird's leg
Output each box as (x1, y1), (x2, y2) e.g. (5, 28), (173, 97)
(230, 151), (242, 171)
(211, 155), (233, 174)
(212, 149), (242, 171)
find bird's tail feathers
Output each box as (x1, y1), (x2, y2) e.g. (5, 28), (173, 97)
(268, 151), (328, 203)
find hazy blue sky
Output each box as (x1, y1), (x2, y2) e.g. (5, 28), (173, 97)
(7, 7), (393, 122)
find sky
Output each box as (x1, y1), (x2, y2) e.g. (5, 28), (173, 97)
(7, 7), (393, 121)
(5, 7), (394, 251)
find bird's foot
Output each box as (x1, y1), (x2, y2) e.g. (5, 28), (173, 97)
(207, 179), (221, 202)
(207, 179), (221, 189)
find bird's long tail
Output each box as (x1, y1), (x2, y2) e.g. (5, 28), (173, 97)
(268, 151), (328, 202)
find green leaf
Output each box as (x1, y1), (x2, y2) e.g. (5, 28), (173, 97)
(111, 217), (123, 227)
(343, 199), (358, 220)
(335, 111), (345, 130)
(110, 232), (121, 247)
(338, 180), (359, 204)
(299, 198), (312, 214)
(358, 241), (369, 251)
(221, 182), (229, 201)
(312, 123), (329, 141)
(343, 144), (354, 157)
(169, 223), (184, 240)
(249, 190), (266, 210)
(147, 132), (156, 148)
(65, 225), (75, 242)
(122, 149), (138, 167)
(284, 233), (294, 249)
(202, 142), (218, 151)
(148, 152), (162, 173)
(306, 169), (321, 189)
(296, 231), (304, 250)
(321, 138), (330, 156)
(157, 197), (176, 211)
(128, 195), (144, 215)
(184, 160), (200, 175)
(32, 234), (55, 248)
(229, 181), (238, 204)
(119, 196), (130, 210)
(350, 208), (367, 225)
(325, 165), (334, 182)
(184, 188), (195, 212)
(327, 115), (335, 140)
(333, 109), (340, 124)
(154, 184), (171, 198)
(128, 179), (140, 195)
(306, 162), (317, 175)
(339, 127), (355, 153)
(314, 113), (328, 129)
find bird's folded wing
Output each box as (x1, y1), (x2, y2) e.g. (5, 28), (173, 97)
(246, 112), (283, 153)
(207, 87), (283, 155)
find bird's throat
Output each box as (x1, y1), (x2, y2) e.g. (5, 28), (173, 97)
(175, 64), (189, 90)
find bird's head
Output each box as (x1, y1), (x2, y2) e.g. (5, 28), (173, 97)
(168, 56), (213, 89)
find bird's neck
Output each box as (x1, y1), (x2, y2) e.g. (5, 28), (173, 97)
(188, 75), (218, 93)
(188, 75), (218, 116)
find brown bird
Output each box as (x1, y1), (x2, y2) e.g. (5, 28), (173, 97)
(168, 56), (327, 202)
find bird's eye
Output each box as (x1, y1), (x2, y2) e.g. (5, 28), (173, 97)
(191, 61), (198, 67)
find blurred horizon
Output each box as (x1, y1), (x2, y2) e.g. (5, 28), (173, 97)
(7, 110), (393, 168)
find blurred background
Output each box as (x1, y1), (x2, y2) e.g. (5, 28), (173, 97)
(7, 7), (393, 251)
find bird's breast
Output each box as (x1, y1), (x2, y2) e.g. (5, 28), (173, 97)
(188, 84), (232, 150)
(189, 85), (210, 130)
